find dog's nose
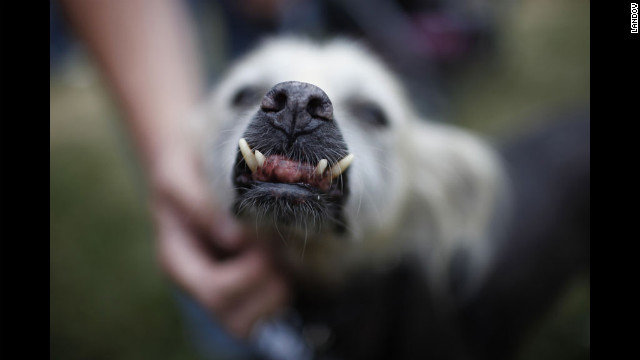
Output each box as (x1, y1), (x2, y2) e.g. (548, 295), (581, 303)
(259, 81), (333, 138)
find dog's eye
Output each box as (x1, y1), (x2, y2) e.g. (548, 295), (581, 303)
(351, 102), (389, 128)
(231, 86), (262, 108)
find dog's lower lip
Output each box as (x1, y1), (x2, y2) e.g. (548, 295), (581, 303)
(235, 174), (324, 193)
(252, 181), (320, 197)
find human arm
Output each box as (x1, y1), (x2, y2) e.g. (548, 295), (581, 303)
(59, 0), (290, 338)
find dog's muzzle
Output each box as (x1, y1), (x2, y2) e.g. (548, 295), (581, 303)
(232, 81), (352, 233)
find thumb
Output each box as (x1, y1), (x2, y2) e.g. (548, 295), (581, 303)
(152, 146), (248, 252)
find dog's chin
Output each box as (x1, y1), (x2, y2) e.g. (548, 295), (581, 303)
(232, 153), (350, 235)
(232, 174), (349, 235)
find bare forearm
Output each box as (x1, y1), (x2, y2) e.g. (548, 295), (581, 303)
(61, 0), (204, 172)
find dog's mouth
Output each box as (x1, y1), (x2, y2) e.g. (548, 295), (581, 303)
(230, 81), (352, 233)
(236, 138), (353, 191)
(232, 138), (353, 232)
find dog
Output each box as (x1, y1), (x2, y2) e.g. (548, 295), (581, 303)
(199, 36), (504, 286)
(193, 37), (588, 360)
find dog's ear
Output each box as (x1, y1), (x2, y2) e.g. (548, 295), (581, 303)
(400, 120), (507, 281)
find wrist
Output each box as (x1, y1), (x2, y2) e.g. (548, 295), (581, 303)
(129, 113), (199, 181)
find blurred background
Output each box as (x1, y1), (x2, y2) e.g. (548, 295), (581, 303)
(50, 0), (589, 359)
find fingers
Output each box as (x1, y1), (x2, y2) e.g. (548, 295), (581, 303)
(150, 140), (289, 339)
(155, 203), (290, 339)
(151, 145), (247, 252)
(155, 202), (215, 300)
(163, 185), (246, 252)
(224, 273), (290, 338)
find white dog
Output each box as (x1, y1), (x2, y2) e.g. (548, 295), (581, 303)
(193, 37), (511, 359)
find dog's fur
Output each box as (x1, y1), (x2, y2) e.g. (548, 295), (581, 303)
(191, 37), (587, 360)
(197, 37), (505, 290)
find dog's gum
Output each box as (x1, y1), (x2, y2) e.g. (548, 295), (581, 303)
(254, 155), (332, 191)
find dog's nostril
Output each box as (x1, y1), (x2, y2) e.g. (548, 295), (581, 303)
(307, 97), (333, 121)
(259, 81), (335, 138)
(261, 90), (287, 112)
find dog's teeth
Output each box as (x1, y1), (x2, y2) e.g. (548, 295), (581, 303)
(238, 138), (258, 172)
(315, 159), (328, 176)
(330, 154), (354, 179)
(255, 150), (266, 168)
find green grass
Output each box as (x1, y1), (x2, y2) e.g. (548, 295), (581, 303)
(450, 0), (590, 136)
(517, 277), (590, 360)
(50, 73), (201, 359)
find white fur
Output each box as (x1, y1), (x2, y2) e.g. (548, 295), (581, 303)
(194, 37), (506, 291)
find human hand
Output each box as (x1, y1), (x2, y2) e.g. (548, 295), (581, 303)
(59, 0), (287, 341)
(149, 142), (291, 339)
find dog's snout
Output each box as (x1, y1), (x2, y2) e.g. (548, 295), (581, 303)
(260, 81), (333, 138)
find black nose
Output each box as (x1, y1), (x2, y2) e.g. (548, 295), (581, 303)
(259, 81), (333, 139)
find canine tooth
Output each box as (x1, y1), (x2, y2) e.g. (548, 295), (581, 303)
(330, 154), (354, 179)
(315, 159), (328, 176)
(255, 150), (266, 168)
(238, 138), (258, 172)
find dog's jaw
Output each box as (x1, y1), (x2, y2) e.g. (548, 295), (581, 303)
(231, 82), (353, 235)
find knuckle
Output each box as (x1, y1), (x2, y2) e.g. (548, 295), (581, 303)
(226, 320), (251, 339)
(202, 283), (231, 310)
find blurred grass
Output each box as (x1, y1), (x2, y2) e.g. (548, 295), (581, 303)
(50, 0), (588, 358)
(50, 64), (201, 359)
(451, 0), (590, 136)
(517, 277), (590, 360)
